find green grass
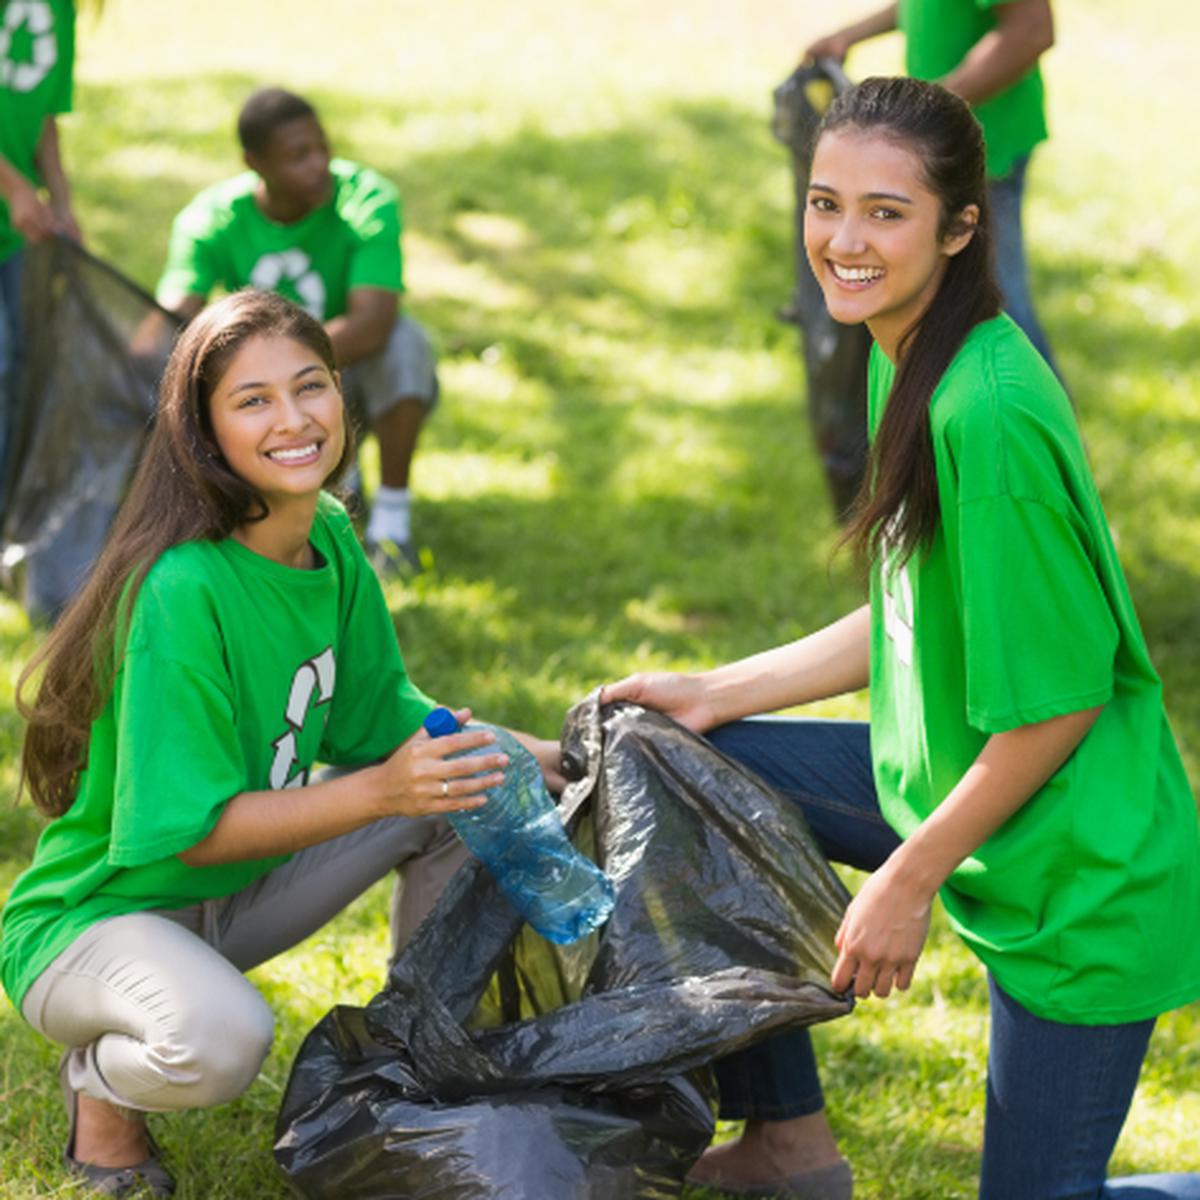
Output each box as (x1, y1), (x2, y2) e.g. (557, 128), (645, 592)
(2, 0), (1199, 1194)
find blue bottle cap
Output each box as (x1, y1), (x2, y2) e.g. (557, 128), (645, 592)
(423, 706), (461, 738)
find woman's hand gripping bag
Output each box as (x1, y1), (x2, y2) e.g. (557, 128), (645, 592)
(274, 693), (853, 1198)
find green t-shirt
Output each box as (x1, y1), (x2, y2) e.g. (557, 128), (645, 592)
(0, 0), (75, 264)
(155, 158), (404, 320)
(0, 494), (435, 1011)
(900, 0), (1048, 179)
(868, 315), (1200, 1024)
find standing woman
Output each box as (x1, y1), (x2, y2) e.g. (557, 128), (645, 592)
(0, 289), (558, 1196)
(0, 0), (86, 474)
(605, 78), (1200, 1199)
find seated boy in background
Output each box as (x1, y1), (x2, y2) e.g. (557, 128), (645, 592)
(157, 86), (436, 572)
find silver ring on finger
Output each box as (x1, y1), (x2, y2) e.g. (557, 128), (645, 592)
(441, 779), (449, 798)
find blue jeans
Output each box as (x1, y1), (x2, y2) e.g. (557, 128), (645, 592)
(988, 154), (1059, 376)
(707, 717), (1200, 1200)
(0, 249), (24, 491)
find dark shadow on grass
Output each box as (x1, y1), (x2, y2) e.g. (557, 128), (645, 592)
(72, 75), (826, 528)
(390, 103), (797, 349)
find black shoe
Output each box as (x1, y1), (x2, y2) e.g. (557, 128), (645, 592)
(60, 1054), (175, 1197)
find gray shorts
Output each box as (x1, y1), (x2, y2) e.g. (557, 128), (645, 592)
(341, 313), (439, 425)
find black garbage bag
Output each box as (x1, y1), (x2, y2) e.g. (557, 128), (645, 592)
(0, 236), (179, 621)
(772, 58), (873, 518)
(275, 693), (853, 1199)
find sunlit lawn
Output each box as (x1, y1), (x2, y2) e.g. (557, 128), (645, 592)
(0, 0), (1197, 1195)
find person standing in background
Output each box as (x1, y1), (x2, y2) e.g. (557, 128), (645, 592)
(805, 0), (1059, 374)
(0, 0), (83, 479)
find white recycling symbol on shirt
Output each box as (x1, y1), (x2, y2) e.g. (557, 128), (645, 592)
(0, 1), (58, 93)
(880, 514), (915, 669)
(249, 249), (327, 320)
(270, 647), (336, 790)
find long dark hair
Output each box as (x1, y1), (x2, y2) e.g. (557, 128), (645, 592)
(19, 289), (354, 817)
(821, 77), (1002, 566)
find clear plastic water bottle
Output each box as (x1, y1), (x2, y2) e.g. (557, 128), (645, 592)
(423, 707), (615, 944)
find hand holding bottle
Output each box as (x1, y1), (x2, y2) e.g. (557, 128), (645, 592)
(375, 708), (505, 817)
(423, 707), (615, 944)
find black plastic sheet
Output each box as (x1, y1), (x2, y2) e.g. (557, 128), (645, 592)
(0, 236), (179, 620)
(275, 694), (853, 1199)
(773, 59), (873, 518)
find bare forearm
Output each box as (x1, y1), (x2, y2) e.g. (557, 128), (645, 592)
(0, 155), (28, 204)
(179, 766), (390, 866)
(805, 4), (897, 61)
(889, 705), (1102, 896)
(34, 118), (71, 210)
(178, 719), (507, 867)
(0, 146), (59, 241)
(325, 287), (399, 365)
(842, 3), (899, 45)
(940, 0), (1054, 106)
(325, 310), (394, 365)
(703, 605), (870, 725)
(832, 700), (1101, 999)
(324, 315), (373, 366)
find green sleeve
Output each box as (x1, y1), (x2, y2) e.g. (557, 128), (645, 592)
(346, 189), (404, 294)
(104, 555), (253, 865)
(932, 330), (1119, 732)
(955, 494), (1117, 733)
(156, 199), (221, 305)
(107, 649), (247, 867)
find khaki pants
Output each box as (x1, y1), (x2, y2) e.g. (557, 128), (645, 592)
(22, 809), (468, 1113)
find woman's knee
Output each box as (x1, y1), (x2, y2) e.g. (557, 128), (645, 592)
(150, 985), (275, 1108)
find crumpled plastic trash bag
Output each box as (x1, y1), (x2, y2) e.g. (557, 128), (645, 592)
(0, 236), (179, 620)
(274, 692), (853, 1199)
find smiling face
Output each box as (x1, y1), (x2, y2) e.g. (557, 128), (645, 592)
(208, 334), (344, 511)
(804, 128), (977, 361)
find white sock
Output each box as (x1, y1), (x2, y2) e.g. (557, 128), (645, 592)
(367, 486), (411, 544)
